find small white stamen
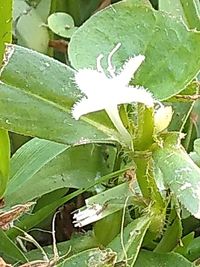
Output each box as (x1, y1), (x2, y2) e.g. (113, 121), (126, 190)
(107, 43), (121, 77)
(97, 54), (104, 73)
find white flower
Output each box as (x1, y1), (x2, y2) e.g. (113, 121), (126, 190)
(72, 43), (154, 145)
(72, 204), (103, 227)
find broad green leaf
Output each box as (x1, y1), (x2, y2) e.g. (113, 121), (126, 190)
(47, 12), (77, 38)
(0, 129), (10, 198)
(69, 2), (200, 100)
(14, 0), (50, 53)
(0, 0), (12, 63)
(108, 215), (151, 266)
(135, 250), (194, 267)
(57, 248), (117, 267)
(152, 133), (200, 219)
(5, 138), (115, 207)
(0, 230), (26, 263)
(0, 44), (119, 145)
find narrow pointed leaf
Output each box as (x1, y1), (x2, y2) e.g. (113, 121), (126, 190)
(5, 138), (115, 207)
(0, 230), (26, 263)
(0, 129), (10, 198)
(108, 215), (151, 266)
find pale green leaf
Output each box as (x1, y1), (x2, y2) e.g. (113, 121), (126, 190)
(135, 251), (194, 267)
(152, 133), (200, 219)
(14, 0), (50, 53)
(108, 215), (151, 266)
(47, 12), (77, 38)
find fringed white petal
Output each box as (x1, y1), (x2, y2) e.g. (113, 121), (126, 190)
(113, 85), (154, 108)
(115, 55), (145, 86)
(72, 97), (105, 120)
(74, 69), (107, 97)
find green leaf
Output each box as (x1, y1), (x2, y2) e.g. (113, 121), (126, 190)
(0, 44), (119, 145)
(0, 230), (26, 263)
(5, 138), (115, 207)
(69, 2), (200, 100)
(14, 0), (50, 53)
(5, 138), (68, 206)
(47, 12), (77, 38)
(159, 0), (200, 30)
(152, 133), (200, 219)
(174, 232), (194, 259)
(94, 210), (122, 246)
(0, 129), (10, 198)
(0, 0), (11, 200)
(168, 102), (192, 132)
(180, 0), (200, 30)
(135, 250), (194, 267)
(159, 0), (188, 25)
(108, 215), (151, 266)
(24, 231), (99, 262)
(57, 248), (117, 267)
(0, 0), (12, 63)
(185, 236), (200, 261)
(154, 215), (182, 252)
